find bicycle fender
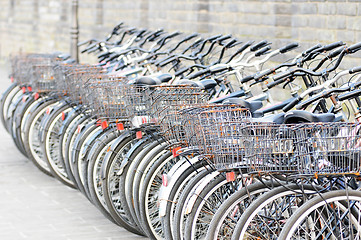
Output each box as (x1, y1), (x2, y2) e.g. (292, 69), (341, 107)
(185, 171), (220, 214)
(118, 134), (152, 171)
(159, 156), (201, 217)
(58, 105), (82, 133)
(100, 130), (133, 179)
(39, 100), (68, 143)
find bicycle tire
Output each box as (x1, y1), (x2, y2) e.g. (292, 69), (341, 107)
(79, 125), (118, 200)
(42, 103), (75, 188)
(9, 92), (33, 156)
(279, 189), (361, 240)
(184, 171), (243, 240)
(206, 180), (281, 240)
(102, 131), (145, 236)
(87, 130), (120, 224)
(0, 83), (21, 132)
(231, 184), (321, 240)
(172, 167), (215, 240)
(58, 107), (88, 185)
(70, 122), (101, 197)
(23, 98), (58, 176)
(131, 139), (170, 229)
(138, 151), (179, 239)
(123, 136), (166, 230)
(162, 159), (213, 240)
(63, 115), (93, 188)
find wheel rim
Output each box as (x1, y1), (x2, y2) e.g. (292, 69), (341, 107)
(28, 107), (53, 172)
(284, 193), (361, 240)
(144, 156), (179, 239)
(45, 109), (73, 184)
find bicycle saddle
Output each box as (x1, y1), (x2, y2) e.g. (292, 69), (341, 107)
(283, 110), (335, 124)
(252, 112), (285, 124)
(222, 98), (263, 113)
(174, 79), (217, 90)
(209, 90), (246, 103)
(133, 73), (172, 85)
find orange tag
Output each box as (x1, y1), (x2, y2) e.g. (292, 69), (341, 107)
(172, 146), (181, 157)
(96, 119), (102, 126)
(22, 96), (26, 103)
(101, 121), (108, 130)
(46, 107), (51, 115)
(22, 87), (26, 93)
(61, 112), (65, 121)
(226, 172), (236, 182)
(34, 93), (39, 100)
(116, 122), (124, 131)
(10, 76), (14, 82)
(77, 125), (82, 133)
(27, 86), (32, 92)
(136, 131), (142, 139)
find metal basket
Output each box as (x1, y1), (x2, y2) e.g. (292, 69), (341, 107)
(244, 123), (297, 174)
(56, 64), (104, 102)
(178, 104), (244, 148)
(122, 84), (153, 127)
(30, 56), (60, 93)
(150, 85), (209, 143)
(83, 76), (128, 120)
(10, 53), (58, 86)
(293, 122), (361, 176)
(198, 107), (252, 170)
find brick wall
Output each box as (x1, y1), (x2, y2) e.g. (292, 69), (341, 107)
(0, 0), (361, 67)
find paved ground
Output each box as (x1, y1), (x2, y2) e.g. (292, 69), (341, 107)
(0, 65), (147, 240)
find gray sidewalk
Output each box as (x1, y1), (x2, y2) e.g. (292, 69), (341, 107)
(0, 65), (147, 240)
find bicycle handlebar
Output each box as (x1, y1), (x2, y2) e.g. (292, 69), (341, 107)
(266, 76), (292, 89)
(302, 41), (345, 62)
(301, 44), (322, 56)
(349, 66), (361, 74)
(250, 40), (268, 51)
(296, 88), (351, 110)
(282, 96), (302, 112)
(281, 66), (361, 110)
(157, 56), (177, 67)
(279, 42), (299, 53)
(216, 34), (232, 44)
(338, 89), (361, 101)
(226, 40), (255, 63)
(185, 68), (209, 79)
(328, 46), (344, 58)
(322, 41), (345, 52)
(78, 39), (98, 47)
(348, 41), (361, 53)
(240, 74), (257, 84)
(158, 54), (198, 68)
(255, 46), (271, 57)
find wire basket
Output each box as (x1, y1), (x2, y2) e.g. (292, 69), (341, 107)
(83, 76), (128, 120)
(177, 104), (244, 149)
(123, 84), (153, 127)
(30, 56), (60, 93)
(198, 107), (252, 170)
(150, 85), (209, 143)
(244, 123), (297, 174)
(293, 122), (361, 176)
(10, 53), (58, 86)
(55, 64), (105, 102)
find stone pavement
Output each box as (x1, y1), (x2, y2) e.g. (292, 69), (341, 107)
(0, 65), (147, 240)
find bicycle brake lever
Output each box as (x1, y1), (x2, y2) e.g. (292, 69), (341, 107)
(282, 76), (296, 89)
(249, 77), (269, 87)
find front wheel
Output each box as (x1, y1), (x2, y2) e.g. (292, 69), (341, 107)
(279, 189), (361, 240)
